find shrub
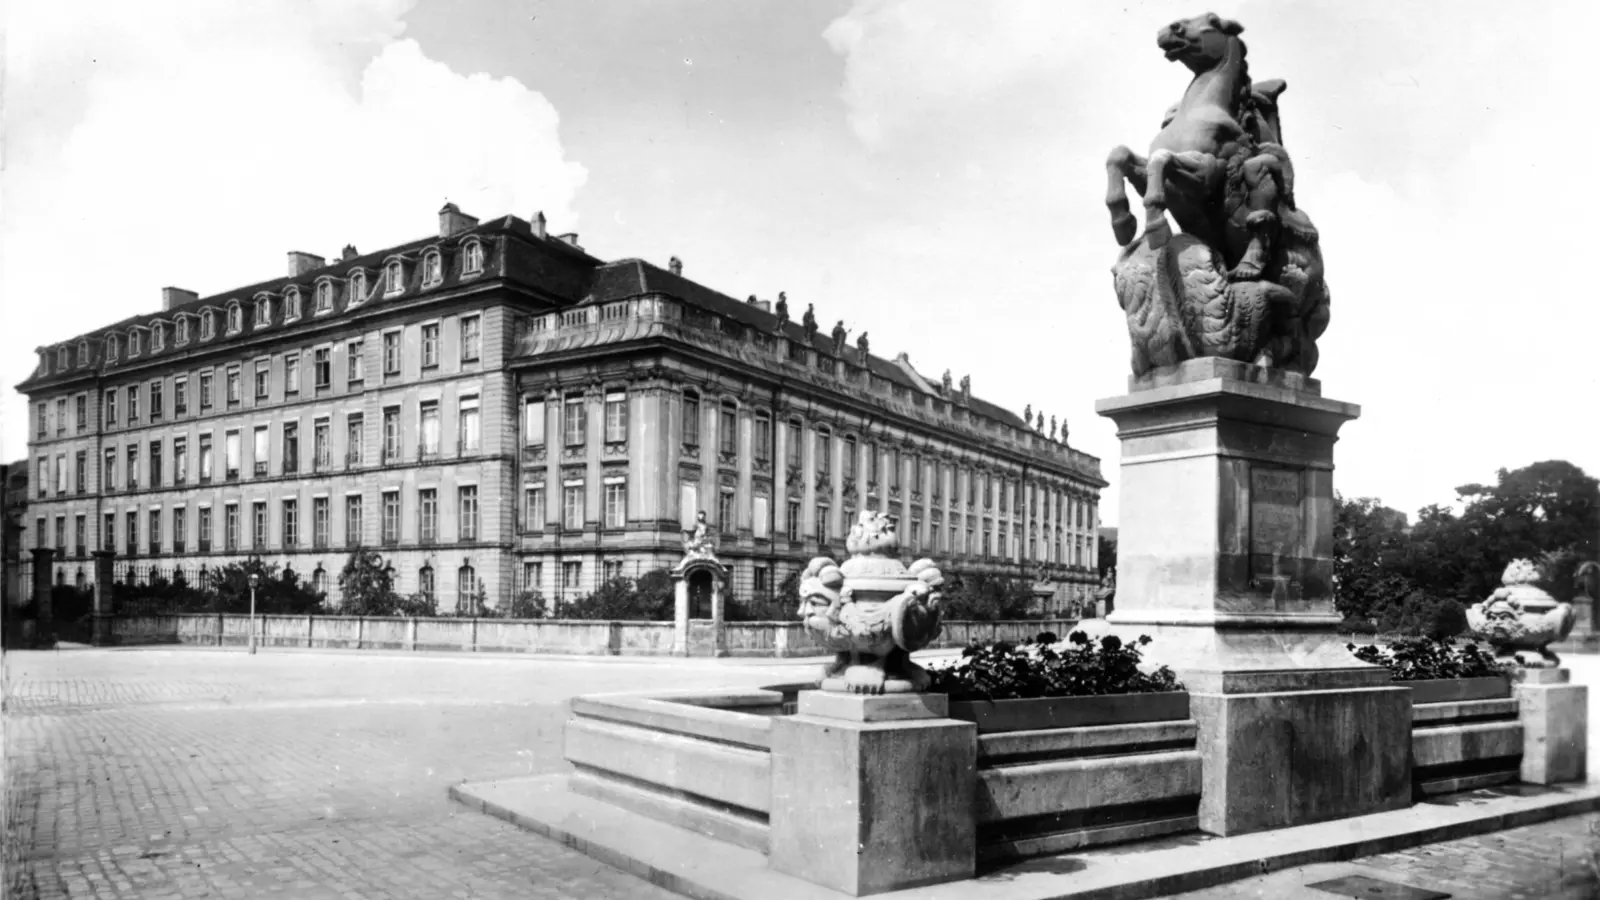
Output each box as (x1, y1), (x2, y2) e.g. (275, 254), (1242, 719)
(1347, 636), (1510, 681)
(337, 549), (398, 616)
(554, 570), (675, 620)
(939, 573), (1041, 621)
(926, 631), (1182, 701)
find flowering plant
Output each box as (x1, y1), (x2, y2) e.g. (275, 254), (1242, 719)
(1347, 636), (1511, 681)
(925, 631), (1182, 701)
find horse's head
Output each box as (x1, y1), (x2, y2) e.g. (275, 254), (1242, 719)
(1158, 13), (1244, 74)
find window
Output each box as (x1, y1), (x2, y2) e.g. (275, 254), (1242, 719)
(787, 421), (803, 468)
(383, 331), (401, 375)
(382, 491), (400, 544)
(225, 504), (239, 551)
(420, 401), (440, 457)
(385, 260), (403, 294)
(464, 241), (484, 274)
(754, 416), (772, 465)
(148, 509), (161, 555)
(149, 381), (164, 422)
(562, 562), (582, 594)
(382, 406), (400, 461)
(754, 565), (771, 598)
(350, 271), (368, 305)
(152, 325), (165, 352)
(177, 317), (189, 344)
(254, 298), (271, 326)
(284, 353), (300, 394)
(817, 429), (832, 476)
(200, 371), (214, 409)
(228, 303), (242, 333)
(421, 323), (440, 367)
(313, 419), (330, 470)
(787, 500), (801, 540)
(316, 281), (334, 313)
(844, 436), (858, 480)
(604, 392), (627, 443)
(56, 454), (67, 494)
(55, 516), (66, 551)
(129, 330), (142, 356)
(816, 506), (829, 544)
(523, 399), (546, 446)
(419, 566), (436, 602)
(126, 445), (139, 489)
(680, 483), (699, 529)
(600, 559), (621, 582)
(201, 311), (214, 339)
(126, 511), (138, 556)
(719, 403), (738, 456)
(173, 438), (188, 484)
(345, 496), (363, 546)
(103, 513), (115, 552)
(459, 486), (479, 541)
(35, 517), (43, 548)
(312, 567), (328, 595)
(174, 378), (187, 416)
(524, 485), (544, 531)
(104, 448), (117, 490)
(74, 395), (87, 431)
(106, 335), (120, 361)
(285, 289), (301, 320)
(54, 398), (66, 435)
(604, 477), (626, 529)
(718, 490), (735, 530)
(418, 489), (438, 543)
(459, 395), (481, 454)
(911, 513), (923, 552)
(282, 422), (299, 473)
(173, 507), (186, 553)
(563, 480), (584, 530)
(127, 385), (140, 422)
(346, 414), (364, 466)
(423, 251), (442, 286)
(253, 501), (268, 549)
(57, 346), (69, 369)
(564, 395), (586, 446)
(73, 451), (86, 495)
(198, 507), (212, 552)
(891, 449), (902, 490)
(215, 431), (231, 480)
(753, 496), (770, 539)
(254, 362), (270, 401)
(313, 348), (330, 390)
(347, 340), (364, 384)
(682, 392), (701, 448)
(523, 561), (542, 594)
(461, 315), (481, 362)
(253, 426), (269, 476)
(104, 390), (117, 426)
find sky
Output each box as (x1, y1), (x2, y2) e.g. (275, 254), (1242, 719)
(3, 0), (1596, 526)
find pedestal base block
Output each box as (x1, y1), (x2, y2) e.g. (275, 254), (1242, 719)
(1516, 671), (1587, 785)
(1190, 683), (1412, 836)
(769, 706), (976, 896)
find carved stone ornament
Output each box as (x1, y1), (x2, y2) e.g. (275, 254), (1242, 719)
(1466, 559), (1577, 667)
(798, 511), (945, 694)
(680, 510), (719, 562)
(1105, 12), (1329, 378)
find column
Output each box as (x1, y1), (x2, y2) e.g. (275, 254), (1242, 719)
(31, 547), (55, 644)
(92, 550), (117, 645)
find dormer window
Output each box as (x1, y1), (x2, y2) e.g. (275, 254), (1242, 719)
(315, 280), (334, 313)
(285, 288), (302, 321)
(384, 260), (405, 295)
(349, 271), (368, 307)
(254, 297), (272, 326)
(128, 329), (143, 357)
(422, 251), (442, 287)
(201, 310), (215, 339)
(56, 346), (68, 369)
(176, 316), (190, 345)
(151, 324), (165, 352)
(463, 240), (484, 275)
(106, 335), (120, 361)
(77, 340), (89, 364)
(227, 302), (243, 334)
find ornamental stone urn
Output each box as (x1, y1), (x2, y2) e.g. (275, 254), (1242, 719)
(798, 511), (945, 694)
(1467, 559), (1577, 667)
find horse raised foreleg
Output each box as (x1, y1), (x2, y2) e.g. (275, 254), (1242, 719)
(1142, 149), (1175, 249)
(1105, 145), (1148, 246)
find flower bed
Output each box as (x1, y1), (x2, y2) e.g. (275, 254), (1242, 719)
(1347, 636), (1512, 682)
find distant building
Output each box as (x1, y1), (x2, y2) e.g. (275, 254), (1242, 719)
(2, 459), (27, 611)
(16, 205), (1104, 615)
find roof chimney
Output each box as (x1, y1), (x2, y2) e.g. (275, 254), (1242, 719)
(161, 287), (200, 311)
(341, 244), (359, 261)
(557, 233), (582, 250)
(439, 202), (478, 238)
(751, 299), (771, 313)
(530, 211), (547, 239)
(287, 251), (326, 277)
(669, 256), (683, 276)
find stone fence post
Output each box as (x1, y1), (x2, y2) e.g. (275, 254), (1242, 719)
(91, 550), (117, 646)
(30, 548), (54, 645)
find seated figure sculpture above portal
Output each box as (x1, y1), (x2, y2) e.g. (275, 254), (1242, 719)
(1104, 12), (1330, 378)
(681, 510), (717, 560)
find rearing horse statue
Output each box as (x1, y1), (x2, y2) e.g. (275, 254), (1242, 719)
(1103, 13), (1329, 377)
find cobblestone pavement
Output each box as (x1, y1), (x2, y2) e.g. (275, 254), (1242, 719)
(3, 646), (812, 900)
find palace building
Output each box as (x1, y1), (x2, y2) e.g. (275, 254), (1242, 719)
(17, 205), (1104, 615)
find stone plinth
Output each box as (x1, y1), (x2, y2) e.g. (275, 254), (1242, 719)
(1514, 667), (1588, 785)
(1096, 359), (1411, 836)
(91, 550), (117, 646)
(768, 691), (976, 895)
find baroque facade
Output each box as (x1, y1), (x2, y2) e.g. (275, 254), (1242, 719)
(17, 205), (1104, 615)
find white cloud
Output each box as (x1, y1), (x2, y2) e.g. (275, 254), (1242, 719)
(0, 0), (586, 458)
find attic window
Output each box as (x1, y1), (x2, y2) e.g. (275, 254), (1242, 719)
(106, 335), (119, 361)
(316, 281), (333, 313)
(463, 240), (484, 275)
(423, 251), (442, 287)
(284, 288), (302, 321)
(56, 346), (68, 369)
(128, 329), (142, 357)
(349, 271), (367, 307)
(384, 260), (404, 295)
(176, 317), (190, 345)
(227, 302), (242, 333)
(254, 298), (272, 326)
(201, 310), (215, 339)
(151, 324), (165, 352)
(77, 340), (89, 364)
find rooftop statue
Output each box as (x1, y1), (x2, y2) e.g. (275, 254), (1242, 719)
(775, 292), (790, 330)
(1105, 12), (1329, 377)
(798, 511), (945, 694)
(832, 320), (848, 355)
(802, 303), (818, 339)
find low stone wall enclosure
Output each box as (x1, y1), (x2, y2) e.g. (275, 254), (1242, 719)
(110, 614), (1081, 657)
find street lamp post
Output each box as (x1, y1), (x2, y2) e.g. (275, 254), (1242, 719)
(248, 571), (260, 655)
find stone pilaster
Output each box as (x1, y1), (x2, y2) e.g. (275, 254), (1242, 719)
(91, 550), (116, 645)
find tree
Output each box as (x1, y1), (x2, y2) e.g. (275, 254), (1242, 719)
(211, 557), (326, 614)
(554, 570), (676, 620)
(1097, 533), (1118, 578)
(336, 549), (409, 616)
(939, 573), (1039, 621)
(1333, 494), (1417, 624)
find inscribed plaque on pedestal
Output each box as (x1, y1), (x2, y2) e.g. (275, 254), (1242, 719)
(1249, 467), (1302, 587)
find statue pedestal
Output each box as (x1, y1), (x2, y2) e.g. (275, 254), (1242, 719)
(1096, 359), (1410, 836)
(1514, 667), (1588, 785)
(769, 691), (975, 895)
